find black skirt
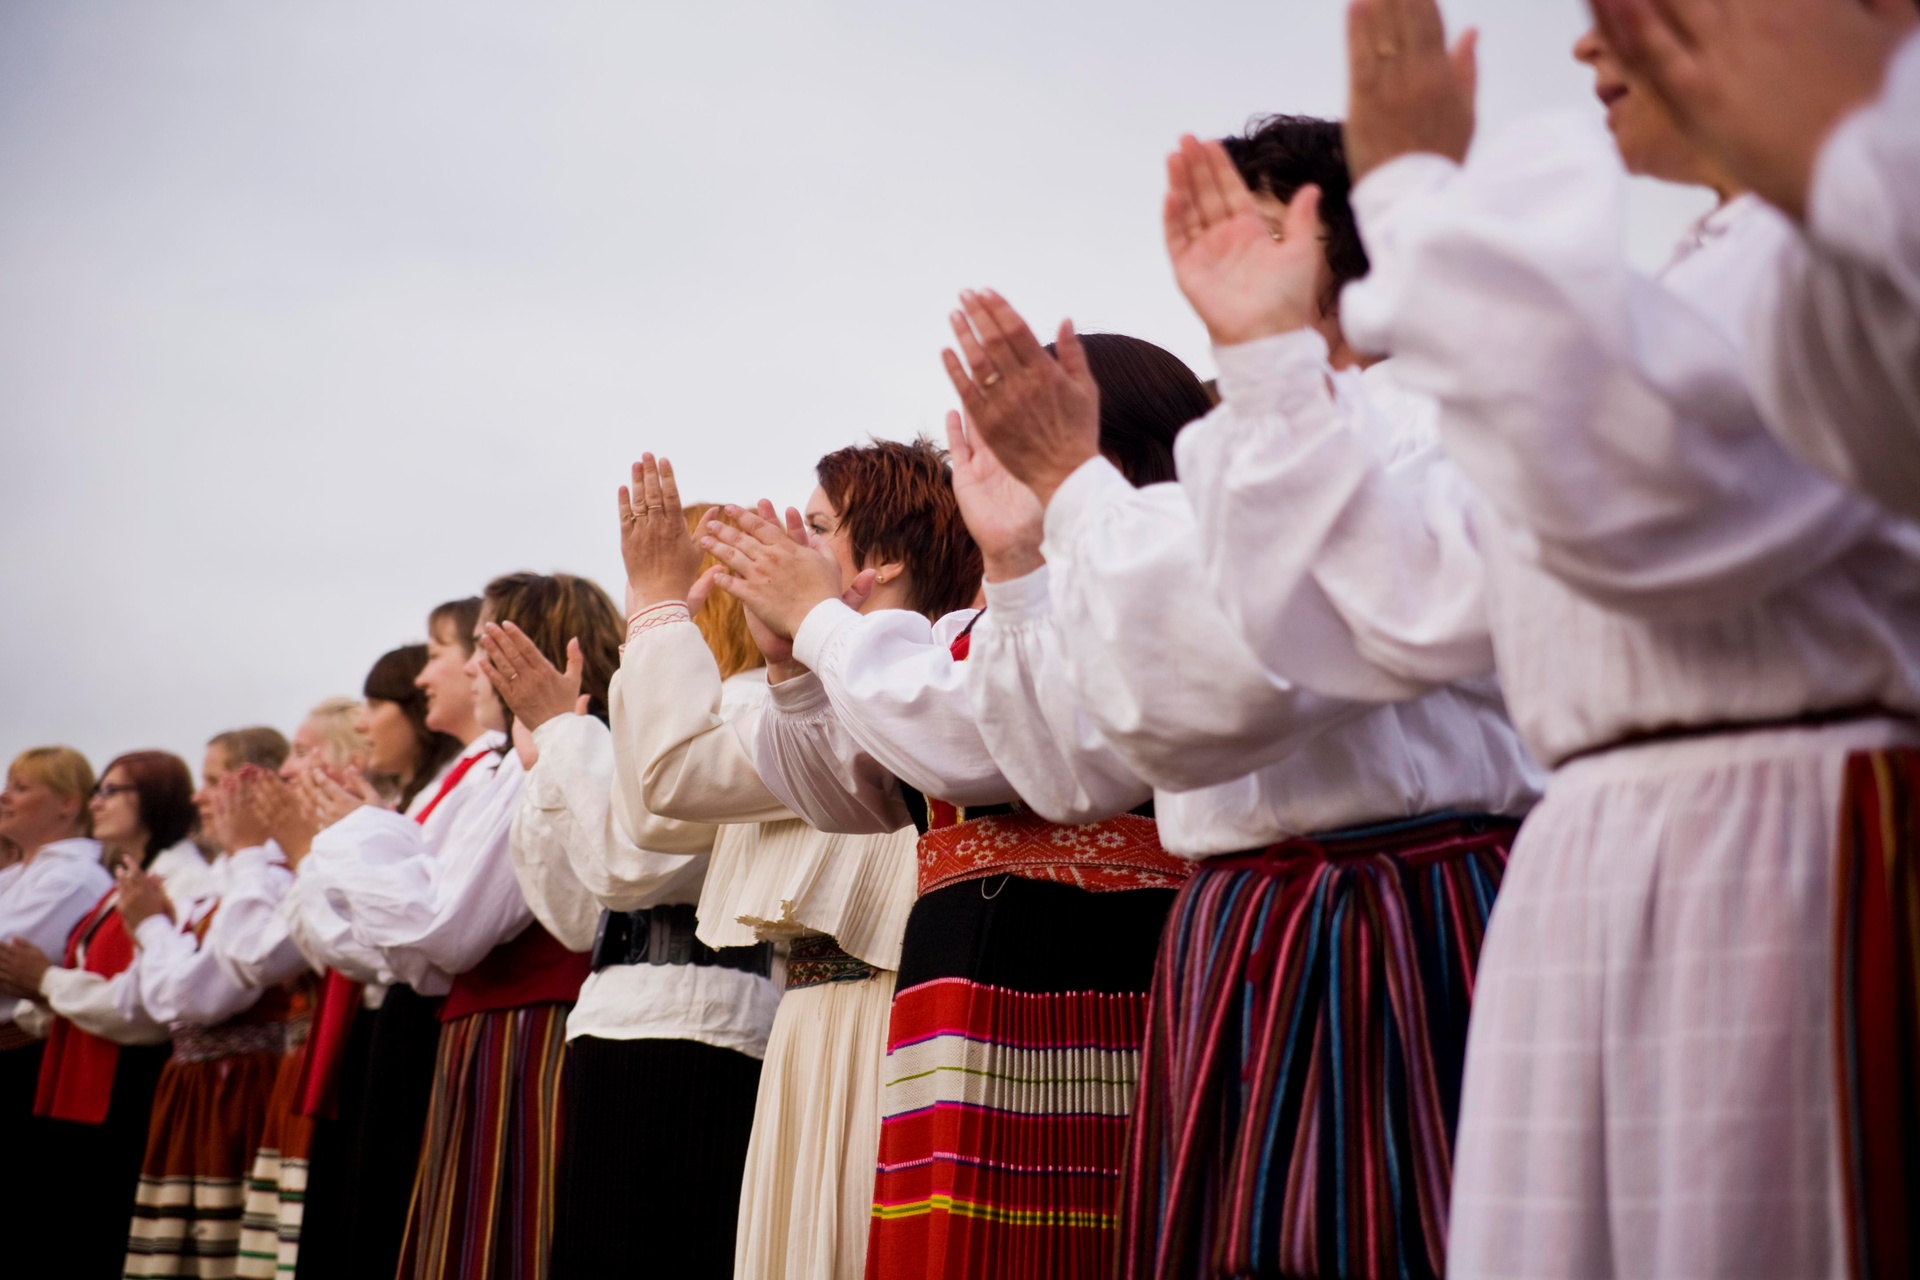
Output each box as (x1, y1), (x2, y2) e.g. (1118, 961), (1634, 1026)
(548, 1034), (763, 1280)
(24, 1040), (171, 1280)
(297, 983), (443, 1280)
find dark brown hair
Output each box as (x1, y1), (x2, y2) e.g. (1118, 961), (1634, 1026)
(481, 574), (624, 734)
(815, 437), (982, 621)
(1224, 115), (1369, 317)
(1046, 333), (1212, 488)
(100, 750), (197, 865)
(363, 644), (464, 809)
(208, 726), (290, 773)
(682, 503), (766, 681)
(428, 596), (483, 656)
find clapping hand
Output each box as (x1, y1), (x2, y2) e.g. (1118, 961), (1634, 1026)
(704, 505), (877, 642)
(242, 769), (320, 864)
(1344, 0), (1479, 182)
(299, 766), (374, 831)
(220, 766), (277, 852)
(945, 410), (1044, 583)
(1164, 136), (1330, 348)
(1589, 0), (1914, 220)
(619, 454), (714, 620)
(115, 866), (174, 933)
(0, 938), (52, 998)
(940, 290), (1098, 509)
(479, 623), (591, 732)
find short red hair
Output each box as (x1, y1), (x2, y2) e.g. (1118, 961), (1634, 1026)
(815, 437), (981, 621)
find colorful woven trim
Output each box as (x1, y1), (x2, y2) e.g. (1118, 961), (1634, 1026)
(1833, 747), (1920, 1280)
(621, 601), (692, 652)
(784, 933), (877, 991)
(172, 1015), (309, 1065)
(916, 810), (1191, 898)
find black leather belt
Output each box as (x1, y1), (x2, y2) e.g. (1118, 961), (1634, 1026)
(590, 904), (771, 978)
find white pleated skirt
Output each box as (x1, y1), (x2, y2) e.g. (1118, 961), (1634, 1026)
(734, 967), (897, 1280)
(1448, 717), (1919, 1280)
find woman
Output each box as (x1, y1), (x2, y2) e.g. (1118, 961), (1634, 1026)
(0, 751), (194, 1280)
(166, 728), (290, 904)
(1164, 7), (1920, 1276)
(615, 465), (918, 1280)
(284, 623), (488, 1280)
(484, 544), (781, 1279)
(0, 746), (109, 1214)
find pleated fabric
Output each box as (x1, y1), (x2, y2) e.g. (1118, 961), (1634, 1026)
(124, 1043), (284, 1278)
(297, 985), (442, 1280)
(547, 1035), (762, 1280)
(396, 1002), (570, 1280)
(236, 1046), (313, 1278)
(736, 962), (898, 1280)
(869, 876), (1175, 1280)
(1448, 720), (1913, 1280)
(1833, 746), (1920, 1280)
(1119, 813), (1513, 1280)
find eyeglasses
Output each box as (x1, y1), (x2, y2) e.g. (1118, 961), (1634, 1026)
(93, 783), (138, 800)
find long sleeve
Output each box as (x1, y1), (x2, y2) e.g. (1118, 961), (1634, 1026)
(965, 567), (1153, 823)
(133, 910), (264, 1029)
(38, 965), (167, 1043)
(0, 844), (113, 1026)
(1041, 456), (1382, 789)
(1175, 331), (1497, 702)
(784, 601), (1016, 808)
(613, 619), (792, 832)
(333, 757), (535, 994)
(282, 828), (399, 985)
(1340, 115), (1883, 621)
(206, 844), (310, 991)
(752, 671), (915, 834)
(519, 712), (707, 929)
(1750, 31), (1920, 523)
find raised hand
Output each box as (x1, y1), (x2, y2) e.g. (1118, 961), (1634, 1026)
(941, 290), (1098, 508)
(619, 454), (711, 619)
(299, 767), (368, 831)
(219, 765), (278, 851)
(1344, 0), (1479, 182)
(0, 938), (52, 998)
(1164, 135), (1329, 347)
(246, 771), (319, 863)
(1590, 0), (1913, 221)
(479, 621), (589, 735)
(705, 504), (855, 639)
(945, 410), (1044, 583)
(115, 866), (174, 933)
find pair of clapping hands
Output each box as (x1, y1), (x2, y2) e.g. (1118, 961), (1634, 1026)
(211, 763), (375, 865)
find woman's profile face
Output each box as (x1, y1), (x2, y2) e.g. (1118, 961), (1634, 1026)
(464, 609), (508, 735)
(282, 718), (327, 780)
(804, 486), (862, 593)
(191, 746), (234, 845)
(358, 698), (420, 777)
(0, 767), (79, 850)
(1573, 26), (1710, 186)
(417, 619), (478, 736)
(90, 765), (149, 854)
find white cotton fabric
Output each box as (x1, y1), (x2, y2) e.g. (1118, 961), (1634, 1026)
(513, 710), (778, 1057)
(1751, 30), (1920, 522)
(0, 837), (111, 1027)
(147, 840), (222, 907)
(733, 971), (896, 1280)
(1450, 717), (1918, 1280)
(132, 842), (307, 1030)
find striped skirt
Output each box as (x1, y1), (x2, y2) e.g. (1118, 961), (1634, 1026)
(1119, 814), (1513, 1280)
(869, 875), (1176, 1280)
(1834, 747), (1920, 1279)
(125, 1034), (287, 1278)
(396, 1002), (570, 1280)
(236, 1045), (314, 1278)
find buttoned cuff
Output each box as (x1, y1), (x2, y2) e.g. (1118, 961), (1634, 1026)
(791, 598), (862, 674)
(1212, 329), (1333, 418)
(1041, 456), (1134, 562)
(980, 565), (1051, 626)
(765, 668), (830, 716)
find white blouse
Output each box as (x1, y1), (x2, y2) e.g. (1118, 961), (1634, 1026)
(132, 842), (308, 1030)
(1178, 112), (1920, 767)
(0, 838), (112, 1028)
(615, 617), (916, 971)
(1751, 30), (1920, 524)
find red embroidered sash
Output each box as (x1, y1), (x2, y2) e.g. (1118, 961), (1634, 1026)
(34, 888), (136, 1125)
(296, 746), (490, 1118)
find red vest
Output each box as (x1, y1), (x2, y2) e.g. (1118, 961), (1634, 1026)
(34, 888), (137, 1125)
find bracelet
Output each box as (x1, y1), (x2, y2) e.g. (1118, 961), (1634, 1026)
(621, 601), (692, 652)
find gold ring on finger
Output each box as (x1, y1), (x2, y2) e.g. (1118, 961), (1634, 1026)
(981, 371), (1003, 389)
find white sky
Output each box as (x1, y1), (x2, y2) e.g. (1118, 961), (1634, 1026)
(0, 0), (1713, 778)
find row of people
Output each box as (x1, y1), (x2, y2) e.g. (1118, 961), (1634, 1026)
(3, 0), (1916, 1276)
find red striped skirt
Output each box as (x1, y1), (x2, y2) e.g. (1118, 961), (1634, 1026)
(396, 1002), (570, 1280)
(236, 1040), (315, 1279)
(1118, 813), (1514, 1280)
(1834, 747), (1920, 1279)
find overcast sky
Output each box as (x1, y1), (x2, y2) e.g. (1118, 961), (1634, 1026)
(0, 0), (1713, 778)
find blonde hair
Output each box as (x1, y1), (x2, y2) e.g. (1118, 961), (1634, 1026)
(684, 502), (766, 681)
(306, 697), (370, 768)
(9, 746), (96, 837)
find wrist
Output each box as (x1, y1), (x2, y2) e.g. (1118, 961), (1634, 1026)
(766, 658), (809, 685)
(1026, 447), (1100, 510)
(981, 544), (1045, 584)
(625, 580), (691, 618)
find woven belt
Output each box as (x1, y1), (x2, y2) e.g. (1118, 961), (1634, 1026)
(591, 904), (772, 978)
(784, 934), (878, 991)
(172, 1016), (307, 1064)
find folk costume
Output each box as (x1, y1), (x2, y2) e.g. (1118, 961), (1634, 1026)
(1185, 113), (1920, 1278)
(611, 608), (917, 1280)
